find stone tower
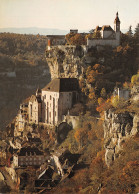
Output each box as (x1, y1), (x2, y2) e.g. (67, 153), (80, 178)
(114, 12), (121, 46)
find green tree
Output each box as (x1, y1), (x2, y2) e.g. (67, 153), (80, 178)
(127, 25), (133, 37)
(134, 23), (139, 39)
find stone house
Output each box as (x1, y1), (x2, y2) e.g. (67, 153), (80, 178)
(13, 146), (45, 167)
(87, 12), (121, 48)
(41, 78), (79, 125)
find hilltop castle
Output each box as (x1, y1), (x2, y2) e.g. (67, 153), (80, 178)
(87, 12), (121, 48)
(46, 12), (121, 49)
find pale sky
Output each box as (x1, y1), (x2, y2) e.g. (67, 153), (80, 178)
(0, 0), (139, 31)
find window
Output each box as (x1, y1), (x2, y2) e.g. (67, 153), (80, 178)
(50, 95), (52, 100)
(26, 158), (28, 161)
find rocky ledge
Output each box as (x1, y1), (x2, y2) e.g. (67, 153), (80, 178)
(104, 109), (139, 166)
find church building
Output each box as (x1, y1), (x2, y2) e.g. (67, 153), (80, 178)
(87, 12), (121, 48)
(41, 78), (79, 125)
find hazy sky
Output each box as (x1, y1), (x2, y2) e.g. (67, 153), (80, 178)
(0, 0), (139, 31)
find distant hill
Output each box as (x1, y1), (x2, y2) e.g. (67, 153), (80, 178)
(0, 27), (128, 35)
(0, 27), (69, 35)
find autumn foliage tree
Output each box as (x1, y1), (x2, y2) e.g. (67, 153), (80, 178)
(65, 33), (86, 45)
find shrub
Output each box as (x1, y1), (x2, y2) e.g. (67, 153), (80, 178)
(131, 72), (139, 85)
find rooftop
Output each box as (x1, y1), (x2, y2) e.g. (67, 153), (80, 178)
(29, 95), (41, 103)
(42, 78), (79, 92)
(18, 146), (43, 156)
(101, 25), (114, 31)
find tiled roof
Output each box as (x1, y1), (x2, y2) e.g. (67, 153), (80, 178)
(42, 78), (79, 92)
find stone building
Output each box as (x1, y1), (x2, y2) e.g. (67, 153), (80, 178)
(28, 89), (42, 124)
(41, 78), (79, 125)
(87, 12), (121, 48)
(14, 97), (30, 136)
(113, 87), (130, 100)
(13, 147), (45, 167)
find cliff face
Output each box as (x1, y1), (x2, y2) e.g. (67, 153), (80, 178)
(104, 109), (139, 166)
(45, 45), (89, 79)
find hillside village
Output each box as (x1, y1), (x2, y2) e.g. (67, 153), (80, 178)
(0, 13), (139, 193)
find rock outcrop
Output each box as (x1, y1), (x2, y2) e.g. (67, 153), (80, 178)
(131, 85), (139, 102)
(45, 45), (90, 79)
(104, 109), (139, 166)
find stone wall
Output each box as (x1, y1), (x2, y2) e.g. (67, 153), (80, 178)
(104, 109), (139, 166)
(87, 38), (119, 48)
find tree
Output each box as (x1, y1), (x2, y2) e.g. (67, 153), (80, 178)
(131, 73), (139, 85)
(92, 31), (102, 39)
(127, 25), (133, 38)
(100, 88), (107, 99)
(134, 23), (139, 40)
(65, 33), (86, 45)
(74, 127), (88, 148)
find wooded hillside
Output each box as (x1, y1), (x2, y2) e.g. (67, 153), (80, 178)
(0, 33), (50, 131)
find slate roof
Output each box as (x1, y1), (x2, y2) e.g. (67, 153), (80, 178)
(95, 25), (114, 32)
(101, 25), (114, 31)
(46, 35), (65, 39)
(18, 146), (43, 156)
(42, 78), (79, 92)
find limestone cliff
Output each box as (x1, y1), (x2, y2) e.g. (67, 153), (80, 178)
(104, 109), (139, 166)
(45, 45), (90, 79)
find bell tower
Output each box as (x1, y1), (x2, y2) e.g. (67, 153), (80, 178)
(114, 12), (121, 46)
(114, 12), (120, 32)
